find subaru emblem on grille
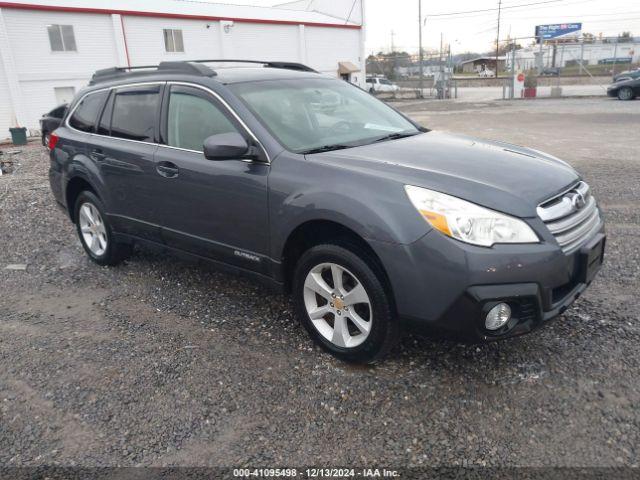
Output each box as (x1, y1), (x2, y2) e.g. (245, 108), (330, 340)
(570, 191), (586, 210)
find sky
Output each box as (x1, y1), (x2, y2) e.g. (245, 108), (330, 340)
(196, 0), (640, 55)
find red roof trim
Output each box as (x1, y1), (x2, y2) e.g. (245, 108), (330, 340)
(0, 2), (362, 29)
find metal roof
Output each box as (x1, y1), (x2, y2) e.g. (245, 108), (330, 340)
(459, 56), (508, 65)
(0, 0), (361, 28)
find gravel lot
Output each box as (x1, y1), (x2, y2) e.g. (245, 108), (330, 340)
(1, 97), (639, 469)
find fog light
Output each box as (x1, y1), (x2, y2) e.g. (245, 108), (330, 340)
(485, 303), (511, 330)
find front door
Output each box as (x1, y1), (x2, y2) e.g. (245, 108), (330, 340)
(152, 83), (270, 273)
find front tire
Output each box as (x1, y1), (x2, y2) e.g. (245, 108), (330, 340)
(293, 244), (399, 363)
(618, 87), (635, 101)
(74, 191), (131, 266)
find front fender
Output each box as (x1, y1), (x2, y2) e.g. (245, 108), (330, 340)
(268, 153), (430, 260)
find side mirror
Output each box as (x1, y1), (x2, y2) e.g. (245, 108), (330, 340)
(203, 132), (251, 160)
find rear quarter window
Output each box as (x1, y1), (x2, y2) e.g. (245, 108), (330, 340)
(68, 91), (108, 133)
(50, 105), (67, 119)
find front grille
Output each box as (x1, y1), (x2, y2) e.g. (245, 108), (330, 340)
(537, 181), (602, 254)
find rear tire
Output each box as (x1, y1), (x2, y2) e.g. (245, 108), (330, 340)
(74, 191), (131, 266)
(618, 87), (635, 101)
(292, 244), (399, 363)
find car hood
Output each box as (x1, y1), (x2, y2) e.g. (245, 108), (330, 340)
(312, 131), (580, 218)
(610, 78), (640, 87)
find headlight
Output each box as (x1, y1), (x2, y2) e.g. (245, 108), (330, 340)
(404, 185), (539, 247)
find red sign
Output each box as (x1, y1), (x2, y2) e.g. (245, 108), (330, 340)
(517, 73), (525, 82)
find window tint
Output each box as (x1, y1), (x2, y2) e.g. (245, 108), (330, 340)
(365, 78), (373, 83)
(111, 86), (161, 142)
(163, 29), (184, 53)
(50, 105), (67, 118)
(97, 92), (114, 136)
(68, 91), (108, 133)
(47, 25), (77, 52)
(166, 86), (239, 151)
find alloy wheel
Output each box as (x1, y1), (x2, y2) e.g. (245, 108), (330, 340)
(78, 202), (108, 256)
(303, 262), (372, 348)
(619, 87), (633, 100)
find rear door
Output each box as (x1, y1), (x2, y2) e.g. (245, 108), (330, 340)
(90, 83), (164, 241)
(152, 83), (270, 273)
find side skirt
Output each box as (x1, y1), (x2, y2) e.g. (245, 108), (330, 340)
(113, 232), (286, 294)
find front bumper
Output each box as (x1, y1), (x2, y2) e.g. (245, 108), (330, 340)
(370, 224), (605, 342)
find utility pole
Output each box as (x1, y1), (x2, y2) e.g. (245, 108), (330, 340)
(495, 0), (502, 77)
(390, 29), (396, 79)
(439, 32), (443, 73)
(418, 0), (424, 98)
(438, 32), (443, 99)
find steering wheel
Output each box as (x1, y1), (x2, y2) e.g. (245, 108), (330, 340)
(329, 121), (353, 135)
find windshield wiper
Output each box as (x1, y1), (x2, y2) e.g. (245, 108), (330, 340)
(299, 144), (353, 155)
(372, 131), (420, 143)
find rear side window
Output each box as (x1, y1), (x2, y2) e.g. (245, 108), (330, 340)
(50, 105), (67, 118)
(166, 85), (239, 152)
(111, 85), (161, 142)
(68, 91), (108, 132)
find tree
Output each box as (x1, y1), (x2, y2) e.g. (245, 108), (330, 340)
(618, 31), (633, 43)
(491, 43), (522, 56)
(366, 51), (411, 79)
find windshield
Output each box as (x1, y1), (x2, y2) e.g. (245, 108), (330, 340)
(229, 78), (420, 153)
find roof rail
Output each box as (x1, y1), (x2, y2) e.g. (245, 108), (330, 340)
(89, 62), (217, 85)
(186, 59), (318, 72)
(89, 59), (317, 85)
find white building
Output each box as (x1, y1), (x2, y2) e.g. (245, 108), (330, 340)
(0, 0), (365, 141)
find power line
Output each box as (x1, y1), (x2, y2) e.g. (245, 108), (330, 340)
(426, 0), (598, 21)
(344, 0), (358, 25)
(504, 10), (640, 20)
(427, 0), (566, 18)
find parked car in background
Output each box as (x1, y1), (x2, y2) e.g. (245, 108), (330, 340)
(49, 60), (605, 363)
(477, 69), (495, 78)
(366, 77), (400, 93)
(607, 77), (640, 100)
(541, 67), (560, 76)
(39, 104), (67, 148)
(613, 68), (640, 83)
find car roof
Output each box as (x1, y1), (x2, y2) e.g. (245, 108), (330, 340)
(213, 67), (324, 84)
(81, 68), (331, 96)
(86, 63), (327, 91)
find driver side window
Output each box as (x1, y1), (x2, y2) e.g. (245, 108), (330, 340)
(166, 85), (240, 152)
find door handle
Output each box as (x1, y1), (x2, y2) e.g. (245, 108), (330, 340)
(90, 149), (106, 162)
(156, 161), (179, 178)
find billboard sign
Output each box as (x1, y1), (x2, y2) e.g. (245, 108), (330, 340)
(535, 23), (582, 42)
